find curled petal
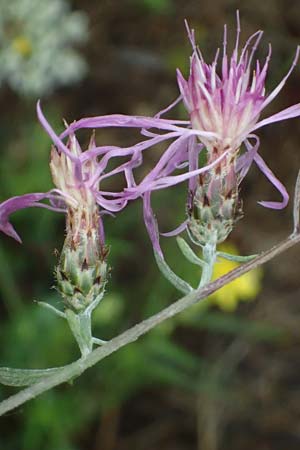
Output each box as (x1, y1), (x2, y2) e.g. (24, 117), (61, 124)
(95, 193), (128, 212)
(88, 132), (180, 188)
(254, 153), (289, 209)
(37, 101), (79, 163)
(99, 149), (142, 184)
(0, 192), (63, 242)
(142, 134), (190, 185)
(161, 220), (188, 237)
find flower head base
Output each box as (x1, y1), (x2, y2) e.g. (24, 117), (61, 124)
(187, 157), (243, 246)
(56, 207), (108, 313)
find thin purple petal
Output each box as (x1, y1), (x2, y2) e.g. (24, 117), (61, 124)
(143, 191), (162, 257)
(161, 220), (188, 237)
(253, 103), (300, 131)
(37, 101), (79, 163)
(254, 153), (289, 209)
(60, 114), (216, 140)
(129, 148), (230, 194)
(236, 135), (260, 181)
(0, 192), (62, 242)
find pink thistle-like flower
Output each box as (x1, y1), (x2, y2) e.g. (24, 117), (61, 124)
(177, 12), (300, 208)
(0, 102), (155, 243)
(30, 14), (300, 256)
(121, 13), (300, 254)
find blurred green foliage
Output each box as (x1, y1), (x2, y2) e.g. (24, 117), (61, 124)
(136, 0), (173, 14)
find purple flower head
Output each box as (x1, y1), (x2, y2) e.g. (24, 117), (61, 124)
(176, 12), (300, 209)
(0, 102), (147, 243)
(118, 13), (300, 255)
(21, 14), (299, 258)
(178, 13), (300, 152)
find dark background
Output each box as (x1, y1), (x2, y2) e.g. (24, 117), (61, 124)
(1, 0), (300, 449)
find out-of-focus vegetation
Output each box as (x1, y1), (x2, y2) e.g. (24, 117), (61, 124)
(0, 0), (88, 96)
(1, 0), (300, 449)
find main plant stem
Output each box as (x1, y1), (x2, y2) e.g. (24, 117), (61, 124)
(199, 235), (217, 288)
(1, 231), (299, 416)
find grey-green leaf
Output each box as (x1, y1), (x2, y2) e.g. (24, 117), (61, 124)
(217, 252), (257, 263)
(176, 237), (205, 267)
(154, 251), (193, 294)
(0, 366), (67, 387)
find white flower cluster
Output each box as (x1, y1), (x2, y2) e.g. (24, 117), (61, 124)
(0, 0), (88, 96)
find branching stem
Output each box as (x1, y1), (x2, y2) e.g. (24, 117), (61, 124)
(0, 231), (299, 416)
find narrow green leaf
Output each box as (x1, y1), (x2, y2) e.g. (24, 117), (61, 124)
(0, 366), (66, 387)
(217, 252), (257, 263)
(176, 237), (205, 267)
(154, 252), (193, 294)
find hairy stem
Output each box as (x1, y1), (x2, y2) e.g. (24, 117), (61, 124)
(0, 231), (299, 416)
(198, 237), (217, 288)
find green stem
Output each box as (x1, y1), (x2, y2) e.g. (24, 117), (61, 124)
(1, 231), (299, 416)
(198, 236), (217, 289)
(65, 309), (93, 358)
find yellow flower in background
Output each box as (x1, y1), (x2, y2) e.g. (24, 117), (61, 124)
(210, 243), (262, 312)
(12, 36), (32, 58)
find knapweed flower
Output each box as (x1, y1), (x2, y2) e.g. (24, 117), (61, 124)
(1, 103), (173, 355)
(37, 14), (300, 258)
(0, 104), (128, 243)
(177, 13), (300, 209)
(49, 131), (110, 314)
(121, 14), (300, 254)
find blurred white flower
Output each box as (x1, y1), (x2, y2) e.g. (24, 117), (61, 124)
(0, 0), (88, 96)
